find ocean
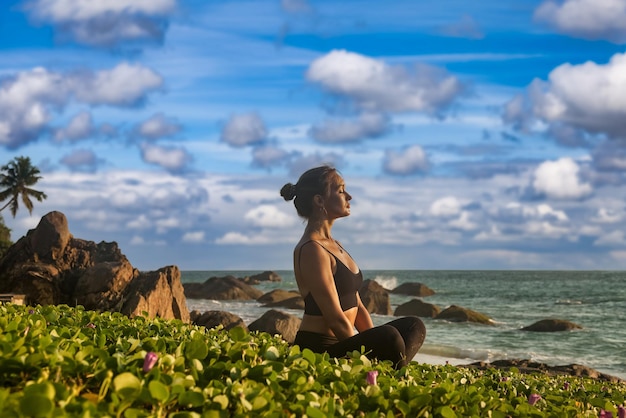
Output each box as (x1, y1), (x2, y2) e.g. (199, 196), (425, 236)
(181, 270), (626, 380)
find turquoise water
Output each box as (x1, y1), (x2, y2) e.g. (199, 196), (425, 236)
(182, 270), (626, 380)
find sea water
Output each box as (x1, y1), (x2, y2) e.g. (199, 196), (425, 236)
(182, 270), (626, 380)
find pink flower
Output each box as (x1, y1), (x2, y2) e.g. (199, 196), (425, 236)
(528, 393), (541, 406)
(85, 323), (96, 329)
(599, 410), (613, 418)
(143, 352), (158, 372)
(366, 370), (378, 385)
(618, 406), (625, 418)
(563, 382), (570, 390)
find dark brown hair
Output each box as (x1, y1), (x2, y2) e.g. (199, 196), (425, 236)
(280, 165), (338, 219)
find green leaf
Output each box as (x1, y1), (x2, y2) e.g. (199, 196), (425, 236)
(178, 390), (205, 408)
(148, 380), (170, 403)
(19, 394), (54, 417)
(306, 406), (326, 418)
(185, 337), (209, 360)
(113, 372), (142, 400)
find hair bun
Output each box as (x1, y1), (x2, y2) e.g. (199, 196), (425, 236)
(280, 182), (297, 201)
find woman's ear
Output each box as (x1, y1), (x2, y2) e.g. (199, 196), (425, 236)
(313, 194), (324, 208)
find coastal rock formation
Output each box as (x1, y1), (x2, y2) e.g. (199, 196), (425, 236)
(248, 309), (301, 344)
(183, 275), (264, 300)
(435, 305), (494, 325)
(240, 271), (282, 285)
(257, 289), (301, 304)
(359, 279), (392, 315)
(392, 282), (435, 297)
(521, 319), (583, 332)
(0, 211), (189, 322)
(263, 296), (304, 310)
(191, 310), (247, 331)
(394, 299), (441, 318)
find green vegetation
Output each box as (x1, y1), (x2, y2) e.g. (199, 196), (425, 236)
(0, 156), (47, 218)
(0, 304), (624, 417)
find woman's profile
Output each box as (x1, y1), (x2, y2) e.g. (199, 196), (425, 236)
(280, 165), (426, 369)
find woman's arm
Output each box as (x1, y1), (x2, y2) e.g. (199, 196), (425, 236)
(353, 293), (374, 332)
(298, 242), (356, 340)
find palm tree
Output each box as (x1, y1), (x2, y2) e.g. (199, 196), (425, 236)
(0, 156), (47, 218)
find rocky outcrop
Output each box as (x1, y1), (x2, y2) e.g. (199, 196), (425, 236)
(394, 299), (440, 318)
(435, 305), (494, 325)
(521, 319), (583, 332)
(0, 211), (189, 322)
(248, 309), (301, 344)
(183, 276), (263, 300)
(240, 271), (282, 285)
(191, 310), (247, 331)
(359, 279), (392, 315)
(257, 289), (301, 304)
(391, 282), (435, 297)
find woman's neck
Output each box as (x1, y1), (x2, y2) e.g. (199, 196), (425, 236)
(305, 218), (334, 240)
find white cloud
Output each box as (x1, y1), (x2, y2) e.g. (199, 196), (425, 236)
(383, 145), (429, 175)
(60, 149), (101, 172)
(54, 111), (93, 142)
(73, 63), (163, 107)
(0, 64), (162, 148)
(449, 211), (477, 231)
(592, 208), (623, 223)
(26, 0), (177, 47)
(532, 157), (592, 199)
(534, 0), (626, 43)
(306, 49), (465, 114)
(505, 52), (626, 140)
(244, 205), (296, 228)
(136, 113), (181, 140)
(594, 230), (626, 246)
(182, 231), (205, 243)
(140, 142), (192, 172)
(252, 145), (290, 169)
(220, 112), (267, 148)
(309, 112), (391, 143)
(430, 196), (462, 217)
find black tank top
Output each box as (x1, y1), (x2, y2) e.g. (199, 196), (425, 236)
(298, 241), (363, 316)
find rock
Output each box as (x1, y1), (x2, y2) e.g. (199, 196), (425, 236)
(391, 282), (435, 297)
(0, 211), (189, 322)
(248, 309), (301, 344)
(359, 279), (392, 315)
(394, 299), (440, 318)
(264, 296), (304, 310)
(521, 319), (583, 332)
(121, 266), (190, 322)
(467, 359), (623, 383)
(249, 271), (282, 282)
(191, 310), (247, 331)
(183, 276), (263, 300)
(257, 289), (301, 304)
(435, 305), (495, 325)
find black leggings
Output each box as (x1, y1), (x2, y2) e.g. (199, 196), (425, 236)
(293, 316), (426, 369)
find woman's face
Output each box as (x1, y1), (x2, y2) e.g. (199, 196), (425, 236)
(323, 175), (352, 219)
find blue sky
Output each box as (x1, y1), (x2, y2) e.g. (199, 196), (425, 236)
(2, 0), (626, 271)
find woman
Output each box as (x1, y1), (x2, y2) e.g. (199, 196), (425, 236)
(280, 165), (426, 369)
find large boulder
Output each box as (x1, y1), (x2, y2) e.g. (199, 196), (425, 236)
(521, 319), (583, 332)
(435, 305), (495, 325)
(394, 299), (440, 318)
(0, 211), (189, 322)
(391, 282), (435, 297)
(248, 309), (301, 344)
(191, 310), (247, 331)
(263, 296), (304, 310)
(183, 276), (263, 300)
(359, 279), (392, 315)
